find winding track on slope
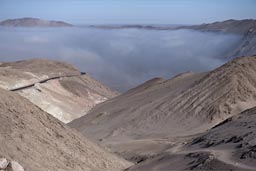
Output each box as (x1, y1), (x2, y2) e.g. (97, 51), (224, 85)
(9, 72), (86, 91)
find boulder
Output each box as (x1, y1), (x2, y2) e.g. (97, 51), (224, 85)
(9, 161), (24, 171)
(0, 158), (9, 170)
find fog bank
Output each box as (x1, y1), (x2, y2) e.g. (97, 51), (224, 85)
(0, 27), (241, 92)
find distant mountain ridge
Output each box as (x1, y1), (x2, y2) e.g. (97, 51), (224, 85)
(181, 19), (256, 35)
(181, 19), (256, 58)
(90, 19), (256, 58)
(89, 24), (180, 30)
(0, 17), (73, 27)
(89, 19), (256, 34)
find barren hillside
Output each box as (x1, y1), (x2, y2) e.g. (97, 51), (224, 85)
(70, 56), (256, 162)
(129, 106), (256, 170)
(0, 88), (131, 171)
(0, 59), (118, 123)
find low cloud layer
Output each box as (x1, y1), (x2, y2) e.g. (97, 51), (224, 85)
(0, 27), (241, 92)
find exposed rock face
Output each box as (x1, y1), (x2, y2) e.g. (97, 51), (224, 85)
(0, 59), (118, 123)
(0, 88), (131, 171)
(190, 106), (256, 159)
(0, 18), (72, 27)
(127, 151), (243, 171)
(70, 56), (256, 148)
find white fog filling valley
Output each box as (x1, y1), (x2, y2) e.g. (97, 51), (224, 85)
(0, 27), (241, 92)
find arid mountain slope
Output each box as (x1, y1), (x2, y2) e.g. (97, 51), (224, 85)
(0, 17), (73, 27)
(0, 88), (131, 171)
(70, 71), (207, 140)
(191, 106), (256, 160)
(70, 56), (256, 144)
(0, 59), (118, 123)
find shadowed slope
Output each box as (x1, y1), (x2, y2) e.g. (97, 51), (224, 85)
(130, 106), (256, 171)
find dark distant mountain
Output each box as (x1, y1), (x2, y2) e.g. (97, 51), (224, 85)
(181, 19), (256, 35)
(89, 19), (256, 35)
(0, 17), (73, 27)
(180, 19), (256, 58)
(89, 24), (180, 30)
(90, 19), (256, 58)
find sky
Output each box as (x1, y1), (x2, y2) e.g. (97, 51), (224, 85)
(0, 0), (256, 25)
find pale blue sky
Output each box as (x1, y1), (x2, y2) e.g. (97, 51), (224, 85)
(0, 0), (255, 24)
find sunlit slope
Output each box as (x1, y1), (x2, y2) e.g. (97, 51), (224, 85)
(0, 88), (131, 171)
(70, 56), (256, 141)
(0, 59), (118, 123)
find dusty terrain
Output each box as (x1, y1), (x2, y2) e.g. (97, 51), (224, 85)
(0, 87), (131, 171)
(1, 19), (256, 170)
(70, 56), (256, 140)
(0, 17), (73, 27)
(0, 59), (118, 123)
(70, 56), (256, 169)
(129, 106), (256, 170)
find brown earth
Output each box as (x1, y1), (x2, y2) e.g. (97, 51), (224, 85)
(0, 59), (118, 123)
(0, 87), (131, 171)
(70, 56), (256, 170)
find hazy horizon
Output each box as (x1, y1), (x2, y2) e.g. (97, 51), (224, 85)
(0, 0), (256, 25)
